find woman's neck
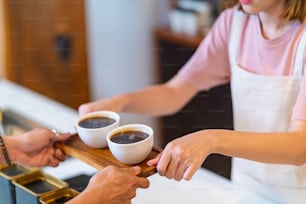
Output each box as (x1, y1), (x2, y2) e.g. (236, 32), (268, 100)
(258, 3), (290, 39)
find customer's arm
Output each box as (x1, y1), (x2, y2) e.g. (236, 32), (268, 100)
(0, 128), (71, 167)
(67, 166), (150, 204)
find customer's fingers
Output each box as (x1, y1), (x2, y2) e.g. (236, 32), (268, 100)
(55, 132), (72, 142)
(120, 166), (150, 188)
(48, 129), (70, 144)
(48, 155), (59, 167)
(130, 166), (141, 175)
(136, 177), (150, 189)
(54, 148), (66, 161)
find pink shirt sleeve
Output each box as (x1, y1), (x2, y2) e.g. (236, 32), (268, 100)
(177, 8), (234, 91)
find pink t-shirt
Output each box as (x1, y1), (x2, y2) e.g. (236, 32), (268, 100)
(178, 8), (306, 121)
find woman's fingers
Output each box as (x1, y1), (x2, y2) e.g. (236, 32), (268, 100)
(147, 152), (162, 166)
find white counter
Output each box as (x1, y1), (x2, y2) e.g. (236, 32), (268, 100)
(0, 78), (273, 203)
(0, 78), (78, 133)
(133, 169), (274, 204)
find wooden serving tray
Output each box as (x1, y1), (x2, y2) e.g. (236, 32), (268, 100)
(55, 135), (161, 177)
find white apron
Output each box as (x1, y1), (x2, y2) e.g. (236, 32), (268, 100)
(229, 10), (306, 203)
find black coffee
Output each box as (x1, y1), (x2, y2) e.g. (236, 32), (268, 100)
(1, 164), (29, 177)
(79, 117), (116, 129)
(24, 179), (58, 194)
(111, 131), (149, 144)
(49, 196), (75, 204)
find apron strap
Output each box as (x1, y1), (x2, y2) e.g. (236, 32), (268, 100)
(293, 25), (306, 76)
(228, 8), (245, 66)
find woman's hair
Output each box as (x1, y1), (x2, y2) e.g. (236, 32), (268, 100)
(225, 0), (305, 21)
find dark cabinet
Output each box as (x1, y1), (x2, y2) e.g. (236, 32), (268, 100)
(155, 27), (233, 179)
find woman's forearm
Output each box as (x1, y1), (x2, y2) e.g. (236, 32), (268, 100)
(211, 122), (306, 165)
(122, 86), (188, 116)
(122, 77), (198, 116)
(78, 74), (198, 117)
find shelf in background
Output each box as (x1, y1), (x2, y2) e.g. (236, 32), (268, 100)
(154, 27), (205, 48)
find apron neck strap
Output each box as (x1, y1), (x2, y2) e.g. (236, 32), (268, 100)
(228, 8), (245, 66)
(293, 20), (306, 76)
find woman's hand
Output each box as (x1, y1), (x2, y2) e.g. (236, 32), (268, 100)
(148, 130), (215, 181)
(68, 166), (150, 204)
(78, 95), (128, 116)
(5, 128), (71, 167)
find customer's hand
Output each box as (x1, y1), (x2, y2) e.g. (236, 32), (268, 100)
(5, 128), (71, 167)
(68, 166), (150, 204)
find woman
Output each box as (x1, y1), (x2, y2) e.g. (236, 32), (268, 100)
(0, 128), (149, 204)
(79, 0), (306, 202)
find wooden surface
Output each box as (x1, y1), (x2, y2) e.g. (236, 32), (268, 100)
(4, 0), (89, 109)
(154, 27), (204, 48)
(55, 135), (161, 177)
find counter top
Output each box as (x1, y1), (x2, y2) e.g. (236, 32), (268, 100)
(0, 78), (78, 133)
(133, 169), (273, 204)
(0, 78), (273, 203)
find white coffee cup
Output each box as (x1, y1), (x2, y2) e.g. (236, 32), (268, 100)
(76, 111), (120, 148)
(107, 124), (154, 164)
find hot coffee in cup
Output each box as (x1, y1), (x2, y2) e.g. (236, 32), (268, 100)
(76, 111), (120, 148)
(110, 130), (149, 144)
(107, 124), (154, 164)
(78, 117), (116, 129)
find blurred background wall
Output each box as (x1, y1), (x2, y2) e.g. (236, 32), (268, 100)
(85, 0), (161, 135)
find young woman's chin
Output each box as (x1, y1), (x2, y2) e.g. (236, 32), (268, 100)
(241, 5), (259, 15)
(239, 0), (260, 14)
